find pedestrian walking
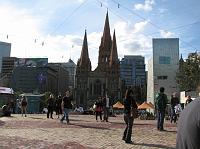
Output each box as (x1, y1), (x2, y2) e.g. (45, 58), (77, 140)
(21, 96), (28, 117)
(122, 89), (138, 144)
(155, 87), (168, 131)
(60, 91), (73, 124)
(47, 94), (54, 119)
(55, 95), (62, 118)
(176, 97), (200, 149)
(95, 97), (103, 122)
(170, 93), (179, 123)
(103, 94), (110, 122)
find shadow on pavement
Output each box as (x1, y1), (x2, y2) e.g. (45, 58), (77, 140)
(0, 120), (5, 126)
(134, 143), (175, 149)
(28, 117), (45, 120)
(164, 130), (177, 133)
(70, 123), (110, 130)
(70, 118), (92, 123)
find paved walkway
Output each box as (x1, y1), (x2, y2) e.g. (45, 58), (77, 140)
(0, 114), (177, 149)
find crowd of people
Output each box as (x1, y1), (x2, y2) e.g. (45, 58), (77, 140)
(1, 86), (199, 148)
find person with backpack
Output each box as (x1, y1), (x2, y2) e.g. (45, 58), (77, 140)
(155, 87), (168, 131)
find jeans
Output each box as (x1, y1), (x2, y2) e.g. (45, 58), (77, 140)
(170, 107), (177, 123)
(47, 106), (53, 118)
(61, 108), (71, 123)
(96, 111), (102, 121)
(157, 110), (165, 130)
(103, 107), (109, 121)
(123, 114), (134, 142)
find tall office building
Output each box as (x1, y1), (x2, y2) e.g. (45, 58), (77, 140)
(147, 38), (179, 106)
(0, 41), (11, 74)
(62, 59), (76, 89)
(0, 57), (17, 87)
(120, 55), (146, 87)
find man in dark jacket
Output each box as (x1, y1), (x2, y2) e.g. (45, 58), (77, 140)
(60, 91), (73, 124)
(47, 94), (54, 119)
(155, 87), (168, 131)
(123, 89), (138, 144)
(176, 97), (200, 149)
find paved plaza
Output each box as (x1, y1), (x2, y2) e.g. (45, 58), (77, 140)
(0, 114), (177, 149)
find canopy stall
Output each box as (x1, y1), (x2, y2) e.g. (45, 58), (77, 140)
(113, 101), (124, 109)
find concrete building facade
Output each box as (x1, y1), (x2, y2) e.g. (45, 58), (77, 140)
(147, 38), (179, 105)
(48, 63), (69, 95)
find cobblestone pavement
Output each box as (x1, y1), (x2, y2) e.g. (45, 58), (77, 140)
(0, 114), (177, 149)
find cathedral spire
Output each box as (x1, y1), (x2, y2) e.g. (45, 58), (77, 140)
(79, 30), (90, 67)
(109, 30), (118, 66)
(80, 30), (89, 65)
(100, 11), (112, 48)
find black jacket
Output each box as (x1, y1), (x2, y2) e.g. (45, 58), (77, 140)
(124, 96), (138, 115)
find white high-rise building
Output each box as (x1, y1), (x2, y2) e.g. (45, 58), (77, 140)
(0, 41), (11, 74)
(147, 38), (179, 106)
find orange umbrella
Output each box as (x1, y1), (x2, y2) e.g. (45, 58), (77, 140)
(148, 102), (154, 109)
(113, 101), (124, 109)
(138, 102), (154, 109)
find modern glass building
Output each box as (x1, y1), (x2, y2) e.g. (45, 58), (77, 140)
(0, 41), (11, 74)
(120, 55), (146, 87)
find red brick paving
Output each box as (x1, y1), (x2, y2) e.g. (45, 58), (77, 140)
(0, 114), (177, 149)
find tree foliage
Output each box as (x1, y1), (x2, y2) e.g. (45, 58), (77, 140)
(176, 52), (200, 91)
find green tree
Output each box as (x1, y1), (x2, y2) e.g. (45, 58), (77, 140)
(176, 52), (200, 91)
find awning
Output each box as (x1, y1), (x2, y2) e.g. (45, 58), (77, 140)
(138, 102), (154, 109)
(113, 101), (124, 109)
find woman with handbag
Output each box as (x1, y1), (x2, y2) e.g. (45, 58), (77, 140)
(122, 89), (138, 144)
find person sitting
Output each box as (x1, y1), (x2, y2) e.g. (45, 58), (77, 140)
(2, 104), (11, 117)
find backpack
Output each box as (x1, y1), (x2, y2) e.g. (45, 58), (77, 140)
(156, 93), (166, 110)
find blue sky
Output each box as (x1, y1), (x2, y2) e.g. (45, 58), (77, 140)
(0, 0), (199, 69)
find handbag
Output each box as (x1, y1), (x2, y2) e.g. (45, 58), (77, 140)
(131, 107), (138, 118)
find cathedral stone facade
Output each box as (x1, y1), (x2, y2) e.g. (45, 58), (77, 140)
(75, 12), (120, 108)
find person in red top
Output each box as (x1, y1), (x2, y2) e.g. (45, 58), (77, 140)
(95, 97), (103, 122)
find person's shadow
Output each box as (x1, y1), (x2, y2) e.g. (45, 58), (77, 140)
(134, 143), (175, 149)
(0, 120), (5, 126)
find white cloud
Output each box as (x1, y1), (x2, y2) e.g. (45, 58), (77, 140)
(160, 30), (175, 38)
(134, 0), (155, 11)
(0, 3), (152, 71)
(114, 21), (152, 61)
(133, 21), (149, 33)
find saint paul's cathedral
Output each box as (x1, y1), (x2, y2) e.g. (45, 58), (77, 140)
(75, 12), (120, 108)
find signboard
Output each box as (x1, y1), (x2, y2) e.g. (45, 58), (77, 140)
(15, 58), (48, 67)
(0, 87), (14, 94)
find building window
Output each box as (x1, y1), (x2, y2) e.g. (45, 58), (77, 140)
(159, 56), (171, 64)
(157, 76), (168, 80)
